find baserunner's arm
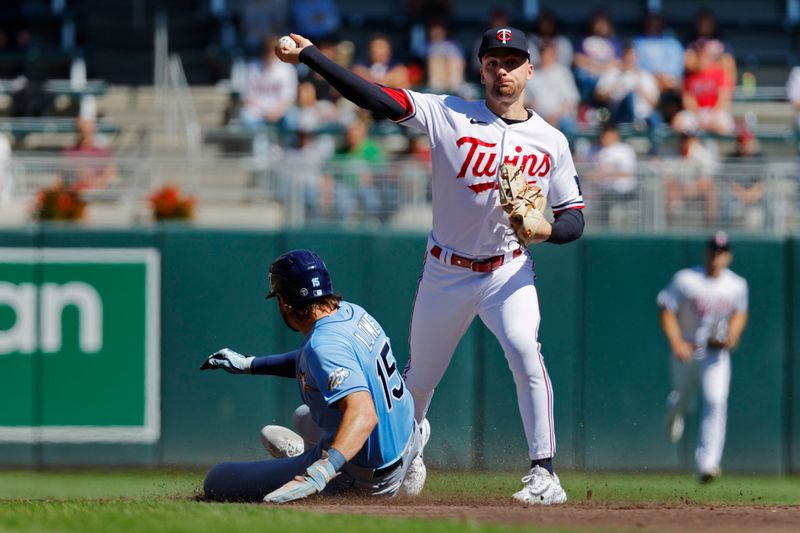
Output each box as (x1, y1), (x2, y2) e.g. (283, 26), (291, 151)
(251, 349), (298, 377)
(329, 390), (378, 461)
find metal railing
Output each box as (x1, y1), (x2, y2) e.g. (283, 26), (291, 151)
(3, 154), (799, 234)
(153, 12), (202, 158)
(576, 159), (800, 234)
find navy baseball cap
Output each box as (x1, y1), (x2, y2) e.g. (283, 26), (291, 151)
(266, 249), (333, 304)
(478, 27), (530, 60)
(706, 231), (731, 252)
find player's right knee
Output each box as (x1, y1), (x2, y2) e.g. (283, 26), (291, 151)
(292, 404), (311, 432)
(203, 462), (235, 501)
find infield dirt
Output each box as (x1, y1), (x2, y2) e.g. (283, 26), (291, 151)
(299, 497), (800, 533)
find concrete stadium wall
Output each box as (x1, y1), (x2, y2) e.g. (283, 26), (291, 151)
(0, 228), (795, 474)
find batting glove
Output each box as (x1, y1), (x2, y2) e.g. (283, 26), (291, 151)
(199, 348), (254, 374)
(263, 457), (339, 503)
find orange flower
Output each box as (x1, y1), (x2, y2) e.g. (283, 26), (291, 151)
(148, 185), (195, 221)
(33, 181), (86, 221)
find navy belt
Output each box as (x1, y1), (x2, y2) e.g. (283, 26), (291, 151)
(345, 456), (402, 480)
(373, 457), (403, 477)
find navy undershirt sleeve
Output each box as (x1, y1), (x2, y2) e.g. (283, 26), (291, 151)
(250, 350), (298, 378)
(547, 208), (584, 244)
(299, 46), (408, 120)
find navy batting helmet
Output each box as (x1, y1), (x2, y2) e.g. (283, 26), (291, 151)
(266, 249), (333, 305)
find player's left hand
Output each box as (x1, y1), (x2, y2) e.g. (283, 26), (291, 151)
(263, 456), (339, 503)
(199, 348), (254, 374)
(509, 206), (551, 244)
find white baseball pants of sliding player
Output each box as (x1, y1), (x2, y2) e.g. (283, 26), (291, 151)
(403, 245), (556, 460)
(667, 351), (731, 473)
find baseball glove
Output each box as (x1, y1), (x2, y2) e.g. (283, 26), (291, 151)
(497, 163), (548, 245)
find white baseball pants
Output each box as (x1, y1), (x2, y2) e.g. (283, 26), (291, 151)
(403, 247), (556, 460)
(667, 351), (731, 474)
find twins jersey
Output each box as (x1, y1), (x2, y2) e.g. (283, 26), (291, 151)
(657, 267), (748, 356)
(296, 301), (414, 468)
(395, 90), (585, 257)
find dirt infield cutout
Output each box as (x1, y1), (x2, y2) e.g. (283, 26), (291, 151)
(299, 497), (800, 533)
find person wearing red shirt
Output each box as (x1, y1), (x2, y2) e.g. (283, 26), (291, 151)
(676, 39), (733, 135)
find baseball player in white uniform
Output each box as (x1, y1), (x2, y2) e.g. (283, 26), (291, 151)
(657, 231), (748, 483)
(276, 26), (585, 504)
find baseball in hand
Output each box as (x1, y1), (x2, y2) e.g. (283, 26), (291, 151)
(278, 36), (297, 50)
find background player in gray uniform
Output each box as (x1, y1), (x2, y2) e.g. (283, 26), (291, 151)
(201, 249), (424, 502)
(657, 232), (748, 483)
(274, 27), (585, 504)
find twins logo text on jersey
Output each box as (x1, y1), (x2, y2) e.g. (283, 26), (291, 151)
(456, 137), (550, 194)
(691, 296), (736, 315)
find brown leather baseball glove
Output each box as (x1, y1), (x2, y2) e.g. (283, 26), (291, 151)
(497, 163), (548, 245)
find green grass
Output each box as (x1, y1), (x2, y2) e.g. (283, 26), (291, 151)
(0, 500), (527, 533)
(428, 471), (800, 505)
(0, 470), (798, 533)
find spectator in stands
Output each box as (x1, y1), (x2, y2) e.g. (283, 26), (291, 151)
(0, 133), (12, 204)
(675, 38), (734, 135)
(398, 130), (432, 200)
(469, 8), (510, 81)
(663, 120), (719, 225)
(583, 122), (638, 227)
(408, 0), (453, 59)
(277, 124), (336, 220)
(285, 80), (341, 133)
(633, 12), (684, 124)
(528, 9), (573, 69)
(8, 76), (50, 118)
(290, 0), (340, 42)
(353, 34), (410, 89)
(573, 10), (622, 103)
(326, 117), (384, 223)
(239, 35), (299, 130)
(722, 125), (766, 229)
(685, 8), (736, 87)
(231, 0), (289, 53)
(785, 65), (800, 133)
(525, 41), (579, 137)
(423, 20), (465, 93)
(594, 42), (662, 151)
(61, 117), (117, 191)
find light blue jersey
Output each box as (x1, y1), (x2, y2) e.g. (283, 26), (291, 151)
(296, 301), (414, 469)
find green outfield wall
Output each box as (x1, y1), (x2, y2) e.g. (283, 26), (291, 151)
(0, 228), (795, 474)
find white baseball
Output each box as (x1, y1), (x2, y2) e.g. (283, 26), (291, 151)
(278, 36), (297, 50)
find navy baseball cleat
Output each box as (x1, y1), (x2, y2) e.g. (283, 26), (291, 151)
(699, 467), (721, 484)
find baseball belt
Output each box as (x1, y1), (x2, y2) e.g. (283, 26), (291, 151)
(343, 456), (402, 481)
(430, 245), (522, 273)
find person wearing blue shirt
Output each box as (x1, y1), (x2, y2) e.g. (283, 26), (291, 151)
(633, 13), (685, 123)
(201, 249), (428, 502)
